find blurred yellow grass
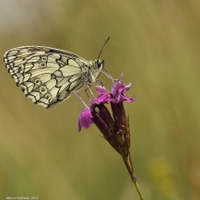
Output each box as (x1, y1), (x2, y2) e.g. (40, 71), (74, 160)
(0, 0), (200, 199)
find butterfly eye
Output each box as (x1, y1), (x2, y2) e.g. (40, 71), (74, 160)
(39, 86), (48, 94)
(34, 78), (41, 85)
(97, 60), (104, 69)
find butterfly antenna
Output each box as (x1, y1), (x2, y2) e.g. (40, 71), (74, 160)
(97, 37), (110, 61)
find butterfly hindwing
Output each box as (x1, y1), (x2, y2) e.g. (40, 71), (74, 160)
(4, 46), (90, 108)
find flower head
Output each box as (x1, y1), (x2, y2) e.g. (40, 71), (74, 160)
(78, 75), (135, 132)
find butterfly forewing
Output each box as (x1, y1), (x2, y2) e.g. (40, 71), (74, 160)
(4, 46), (102, 108)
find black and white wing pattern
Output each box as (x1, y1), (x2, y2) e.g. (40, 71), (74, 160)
(3, 46), (103, 108)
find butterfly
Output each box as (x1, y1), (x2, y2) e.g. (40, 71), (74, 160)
(3, 38), (109, 108)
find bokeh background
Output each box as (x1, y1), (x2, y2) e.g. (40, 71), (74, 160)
(0, 0), (200, 199)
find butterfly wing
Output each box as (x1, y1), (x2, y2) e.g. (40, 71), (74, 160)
(4, 46), (89, 108)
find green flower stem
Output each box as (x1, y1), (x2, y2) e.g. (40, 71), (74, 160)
(132, 180), (144, 200)
(121, 153), (144, 200)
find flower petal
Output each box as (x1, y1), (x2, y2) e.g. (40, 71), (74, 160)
(111, 80), (135, 103)
(95, 85), (109, 95)
(78, 108), (93, 132)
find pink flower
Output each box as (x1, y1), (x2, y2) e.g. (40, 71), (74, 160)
(78, 77), (135, 155)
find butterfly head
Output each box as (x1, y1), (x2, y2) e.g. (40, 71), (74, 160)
(88, 59), (104, 83)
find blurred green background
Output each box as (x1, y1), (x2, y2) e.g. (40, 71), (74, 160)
(0, 0), (200, 199)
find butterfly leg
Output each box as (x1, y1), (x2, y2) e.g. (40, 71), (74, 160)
(102, 70), (125, 84)
(74, 92), (89, 108)
(85, 84), (96, 101)
(95, 79), (104, 86)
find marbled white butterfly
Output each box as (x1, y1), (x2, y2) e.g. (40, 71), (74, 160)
(3, 38), (109, 108)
